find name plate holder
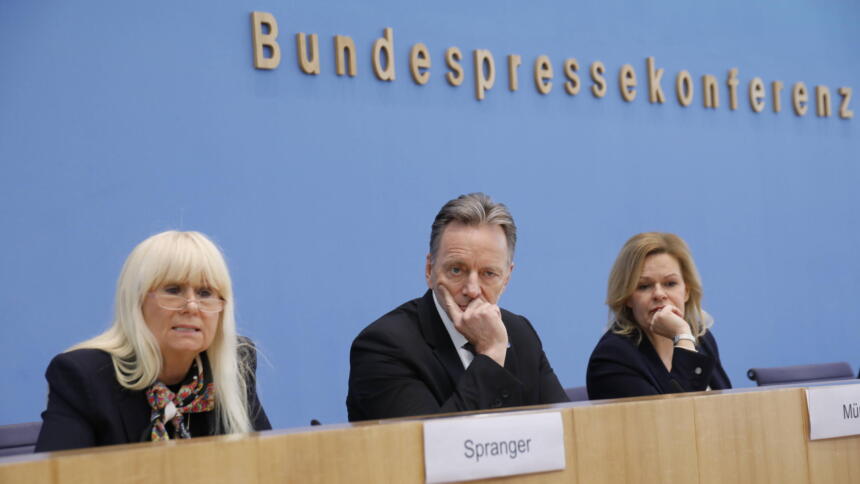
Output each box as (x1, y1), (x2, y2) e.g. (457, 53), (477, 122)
(806, 383), (860, 440)
(423, 411), (565, 483)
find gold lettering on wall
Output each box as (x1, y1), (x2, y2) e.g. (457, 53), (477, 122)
(247, 13), (853, 121)
(445, 47), (464, 87)
(296, 33), (320, 74)
(749, 77), (765, 113)
(702, 75), (719, 108)
(409, 43), (431, 85)
(793, 82), (808, 115)
(251, 12), (281, 69)
(474, 49), (496, 101)
(564, 58), (580, 95)
(772, 81), (784, 113)
(676, 70), (693, 107)
(816, 86), (832, 117)
(334, 35), (357, 76)
(646, 57), (665, 103)
(534, 55), (553, 95)
(839, 87), (854, 119)
(726, 68), (740, 110)
(508, 55), (522, 91)
(372, 28), (396, 81)
(618, 64), (636, 102)
(590, 61), (606, 98)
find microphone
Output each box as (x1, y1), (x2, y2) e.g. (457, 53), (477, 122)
(669, 379), (685, 394)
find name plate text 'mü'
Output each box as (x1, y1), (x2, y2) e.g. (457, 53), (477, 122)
(423, 411), (565, 483)
(807, 384), (860, 440)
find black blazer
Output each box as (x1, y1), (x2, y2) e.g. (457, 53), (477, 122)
(347, 290), (568, 421)
(586, 329), (732, 400)
(35, 344), (270, 452)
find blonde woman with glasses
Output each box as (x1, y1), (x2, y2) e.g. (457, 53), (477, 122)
(36, 231), (270, 451)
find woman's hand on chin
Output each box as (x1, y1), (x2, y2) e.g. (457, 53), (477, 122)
(648, 304), (690, 340)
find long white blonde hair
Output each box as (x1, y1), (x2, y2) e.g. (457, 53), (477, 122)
(71, 230), (253, 434)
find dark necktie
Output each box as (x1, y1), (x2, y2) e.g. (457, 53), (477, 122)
(462, 342), (476, 355)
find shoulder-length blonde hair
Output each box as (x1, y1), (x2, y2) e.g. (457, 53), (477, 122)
(72, 230), (253, 434)
(606, 232), (711, 343)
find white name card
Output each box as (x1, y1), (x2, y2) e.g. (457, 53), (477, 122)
(806, 384), (860, 440)
(423, 411), (565, 483)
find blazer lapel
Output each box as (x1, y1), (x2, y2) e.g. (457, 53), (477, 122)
(417, 290), (465, 386)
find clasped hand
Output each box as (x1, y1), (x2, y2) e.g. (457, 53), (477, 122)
(649, 304), (691, 341)
(437, 284), (509, 366)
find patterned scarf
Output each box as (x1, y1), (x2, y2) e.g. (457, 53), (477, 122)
(144, 354), (216, 442)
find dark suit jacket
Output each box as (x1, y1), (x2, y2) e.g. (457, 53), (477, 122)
(586, 329), (732, 400)
(36, 344), (271, 452)
(346, 290), (568, 421)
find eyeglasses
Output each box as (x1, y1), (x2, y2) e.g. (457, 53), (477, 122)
(148, 292), (225, 313)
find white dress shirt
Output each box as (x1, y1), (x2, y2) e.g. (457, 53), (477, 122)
(432, 290), (474, 369)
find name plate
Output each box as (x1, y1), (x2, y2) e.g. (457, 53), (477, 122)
(806, 384), (860, 440)
(423, 411), (565, 483)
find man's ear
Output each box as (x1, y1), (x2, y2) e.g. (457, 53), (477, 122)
(425, 253), (433, 287)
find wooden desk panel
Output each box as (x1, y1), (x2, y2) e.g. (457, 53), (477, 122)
(572, 396), (699, 484)
(807, 436), (860, 484)
(166, 434), (259, 484)
(803, 385), (860, 484)
(693, 388), (809, 484)
(48, 433), (257, 484)
(257, 421), (423, 484)
(5, 386), (860, 484)
(52, 442), (167, 484)
(0, 455), (53, 484)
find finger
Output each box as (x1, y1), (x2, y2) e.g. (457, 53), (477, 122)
(467, 296), (485, 310)
(461, 296), (486, 317)
(436, 284), (463, 320)
(661, 306), (676, 320)
(650, 308), (661, 327)
(658, 304), (683, 322)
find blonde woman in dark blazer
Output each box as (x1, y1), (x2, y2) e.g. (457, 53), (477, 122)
(36, 231), (270, 451)
(586, 232), (731, 400)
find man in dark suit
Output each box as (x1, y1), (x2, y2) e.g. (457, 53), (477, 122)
(347, 193), (568, 421)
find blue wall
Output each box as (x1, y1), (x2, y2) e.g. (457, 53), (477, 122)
(1, 0), (858, 429)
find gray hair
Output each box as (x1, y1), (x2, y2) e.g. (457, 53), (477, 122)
(429, 193), (517, 262)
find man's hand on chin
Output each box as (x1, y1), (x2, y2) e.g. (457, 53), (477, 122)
(437, 284), (509, 366)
